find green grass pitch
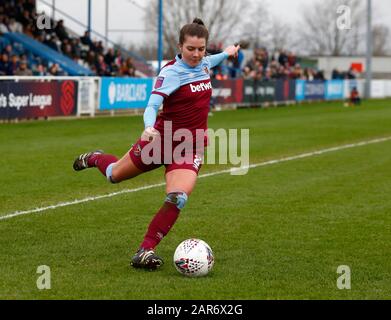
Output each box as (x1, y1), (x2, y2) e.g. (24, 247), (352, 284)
(1, 99), (391, 299)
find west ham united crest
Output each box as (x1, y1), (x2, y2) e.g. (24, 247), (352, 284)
(204, 66), (209, 75)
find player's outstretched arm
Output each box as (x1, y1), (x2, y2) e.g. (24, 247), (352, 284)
(224, 44), (241, 58)
(207, 44), (241, 69)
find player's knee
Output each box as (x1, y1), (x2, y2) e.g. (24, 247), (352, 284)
(165, 191), (188, 210)
(106, 163), (118, 184)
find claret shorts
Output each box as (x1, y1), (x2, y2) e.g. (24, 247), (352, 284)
(128, 137), (204, 175)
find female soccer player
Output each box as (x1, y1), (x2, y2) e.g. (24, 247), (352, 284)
(73, 18), (240, 270)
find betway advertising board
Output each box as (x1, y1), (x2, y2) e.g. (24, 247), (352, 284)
(100, 78), (153, 110)
(211, 79), (243, 104)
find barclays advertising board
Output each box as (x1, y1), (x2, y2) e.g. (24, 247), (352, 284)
(325, 80), (344, 100)
(100, 78), (153, 110)
(295, 79), (305, 101)
(304, 80), (325, 100)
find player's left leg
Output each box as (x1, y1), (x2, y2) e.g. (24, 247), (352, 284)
(131, 169), (198, 270)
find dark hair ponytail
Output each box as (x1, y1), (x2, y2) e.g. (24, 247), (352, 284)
(192, 18), (205, 26)
(179, 18), (209, 44)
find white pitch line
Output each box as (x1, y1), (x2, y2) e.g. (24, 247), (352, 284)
(1, 136), (391, 221)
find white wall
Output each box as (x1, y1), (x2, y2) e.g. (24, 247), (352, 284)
(311, 56), (391, 79)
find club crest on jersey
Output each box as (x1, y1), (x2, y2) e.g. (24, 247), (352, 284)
(154, 76), (165, 89)
(204, 66), (209, 74)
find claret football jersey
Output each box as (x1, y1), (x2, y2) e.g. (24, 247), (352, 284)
(151, 53), (227, 142)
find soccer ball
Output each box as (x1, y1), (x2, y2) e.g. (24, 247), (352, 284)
(173, 238), (214, 277)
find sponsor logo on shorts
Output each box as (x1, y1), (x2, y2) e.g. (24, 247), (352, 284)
(133, 144), (142, 157)
(193, 154), (202, 170)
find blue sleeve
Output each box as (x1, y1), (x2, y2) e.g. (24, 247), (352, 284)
(206, 52), (229, 69)
(143, 93), (164, 128)
(151, 67), (180, 97)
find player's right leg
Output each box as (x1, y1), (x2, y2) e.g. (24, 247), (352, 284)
(131, 168), (199, 271)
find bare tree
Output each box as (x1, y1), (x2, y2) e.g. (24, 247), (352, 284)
(372, 24), (391, 56)
(142, 0), (269, 57)
(297, 0), (366, 56)
(269, 17), (291, 51)
(239, 1), (270, 49)
(127, 43), (158, 61)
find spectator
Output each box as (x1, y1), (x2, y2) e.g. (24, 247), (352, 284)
(19, 10), (33, 27)
(346, 67), (356, 79)
(23, 22), (34, 37)
(254, 62), (264, 80)
(215, 66), (228, 80)
(348, 86), (361, 106)
(120, 57), (136, 77)
(278, 50), (288, 66)
(33, 63), (47, 76)
(95, 40), (105, 55)
(0, 53), (12, 75)
(8, 17), (23, 33)
(1, 1), (141, 77)
(44, 34), (61, 52)
(24, 0), (36, 13)
(264, 67), (272, 81)
(240, 46), (307, 82)
(9, 54), (20, 75)
(95, 54), (108, 76)
(287, 51), (296, 67)
(207, 42), (222, 55)
(2, 44), (13, 56)
(104, 48), (115, 67)
(0, 15), (10, 34)
(80, 30), (93, 48)
(291, 63), (303, 79)
(14, 59), (33, 75)
(242, 66), (253, 80)
(114, 48), (123, 66)
(86, 50), (96, 66)
(54, 19), (69, 41)
(70, 38), (82, 60)
(48, 63), (60, 76)
(304, 68), (315, 81)
(332, 68), (342, 79)
(314, 70), (325, 80)
(63, 43), (73, 59)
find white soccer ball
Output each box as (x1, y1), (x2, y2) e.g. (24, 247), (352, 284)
(173, 238), (215, 277)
